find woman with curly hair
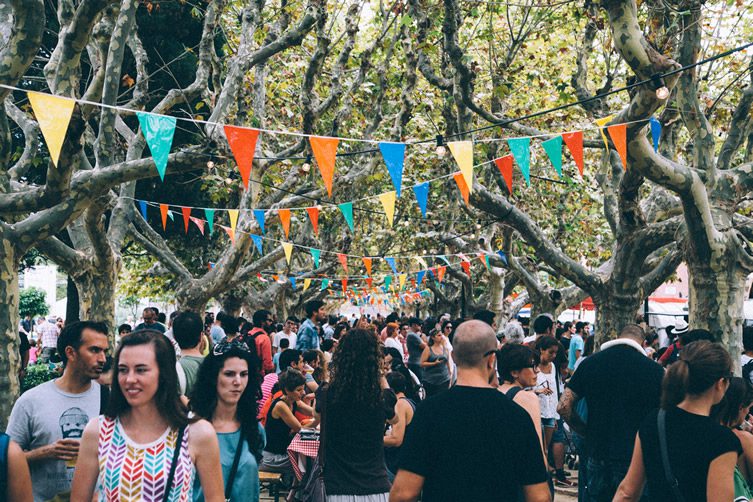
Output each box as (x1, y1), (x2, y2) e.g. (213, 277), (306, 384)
(316, 328), (398, 501)
(189, 339), (265, 502)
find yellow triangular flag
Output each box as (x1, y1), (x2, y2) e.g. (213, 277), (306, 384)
(27, 91), (76, 167)
(378, 191), (397, 227)
(448, 141), (474, 193)
(399, 273), (407, 290)
(282, 242), (293, 265)
(228, 209), (239, 235)
(303, 278), (312, 292)
(595, 115), (614, 150)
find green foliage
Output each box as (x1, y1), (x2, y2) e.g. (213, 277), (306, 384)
(21, 363), (60, 393)
(19, 288), (49, 318)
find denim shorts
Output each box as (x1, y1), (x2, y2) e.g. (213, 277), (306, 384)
(541, 417), (556, 429)
(551, 418), (566, 443)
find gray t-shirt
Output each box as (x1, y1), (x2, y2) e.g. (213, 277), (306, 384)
(7, 379), (101, 502)
(406, 331), (424, 365)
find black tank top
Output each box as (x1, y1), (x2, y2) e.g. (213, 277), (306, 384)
(264, 396), (298, 454)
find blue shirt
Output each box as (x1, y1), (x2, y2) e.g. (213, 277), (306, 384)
(193, 424), (266, 502)
(297, 319), (320, 351)
(569, 334), (584, 371)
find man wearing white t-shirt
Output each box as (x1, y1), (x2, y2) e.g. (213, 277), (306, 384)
(273, 317), (298, 355)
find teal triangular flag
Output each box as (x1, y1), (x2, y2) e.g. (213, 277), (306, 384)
(289, 277), (296, 290)
(541, 136), (563, 178)
(167, 210), (175, 221)
(507, 137), (531, 186)
(384, 275), (393, 290)
(385, 257), (397, 274)
(438, 255), (450, 266)
(137, 112), (176, 181)
(250, 234), (263, 255)
(253, 209), (266, 234)
(310, 248), (321, 268)
(205, 209), (215, 235)
(338, 202), (354, 232)
(321, 278), (330, 291)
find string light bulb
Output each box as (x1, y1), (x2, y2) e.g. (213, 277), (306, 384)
(206, 160), (215, 169)
(436, 145), (446, 157)
(656, 86), (670, 100)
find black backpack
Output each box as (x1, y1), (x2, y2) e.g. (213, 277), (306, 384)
(743, 359), (753, 387)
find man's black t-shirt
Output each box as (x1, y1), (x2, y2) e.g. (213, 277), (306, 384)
(567, 343), (663, 462)
(398, 385), (547, 501)
(639, 406), (741, 501)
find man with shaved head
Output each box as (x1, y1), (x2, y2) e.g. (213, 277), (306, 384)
(391, 320), (550, 502)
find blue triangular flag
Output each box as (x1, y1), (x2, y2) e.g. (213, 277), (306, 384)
(310, 248), (321, 268)
(137, 112), (176, 181)
(438, 255), (450, 266)
(253, 209), (266, 234)
(497, 250), (508, 266)
(385, 257), (397, 274)
(290, 277), (297, 290)
(649, 117), (661, 152)
(379, 142), (406, 197)
(507, 137), (531, 186)
(205, 209), (215, 235)
(412, 182), (429, 218)
(250, 234), (263, 255)
(541, 136), (563, 178)
(338, 202), (354, 232)
(167, 210), (175, 221)
(138, 200), (147, 220)
(416, 270), (426, 285)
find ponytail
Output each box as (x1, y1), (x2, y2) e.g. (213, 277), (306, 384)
(661, 340), (732, 410)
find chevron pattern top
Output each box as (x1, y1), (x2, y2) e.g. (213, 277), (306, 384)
(96, 416), (194, 502)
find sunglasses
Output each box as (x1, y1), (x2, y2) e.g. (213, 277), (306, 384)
(212, 339), (251, 356)
(484, 349), (497, 358)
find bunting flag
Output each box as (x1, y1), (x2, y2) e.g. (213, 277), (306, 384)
(384, 275), (393, 290)
(253, 209), (266, 234)
(228, 209), (239, 237)
(494, 155), (514, 195)
(378, 191), (397, 226)
(452, 173), (470, 205)
(310, 248), (321, 268)
(321, 278), (330, 291)
(224, 125), (259, 190)
(416, 270), (426, 285)
(507, 137), (531, 186)
(181, 207), (191, 233)
(160, 204), (169, 230)
(448, 141), (474, 192)
(310, 136), (339, 196)
(257, 273), (267, 283)
(438, 255), (451, 266)
(562, 131), (584, 176)
(205, 209), (215, 236)
(250, 234), (263, 255)
(542, 136), (563, 178)
(278, 208), (291, 238)
(399, 274), (408, 290)
(412, 182), (429, 218)
(366, 277), (373, 288)
(282, 242), (293, 264)
(379, 142), (406, 196)
(497, 250), (509, 266)
(337, 253), (348, 273)
(306, 207), (319, 235)
(338, 202), (354, 232)
(138, 201), (147, 220)
(363, 257), (372, 276)
(137, 112), (176, 181)
(303, 278), (311, 292)
(385, 257), (397, 274)
(221, 224), (235, 242)
(477, 253), (488, 269)
(595, 115), (613, 150)
(649, 117), (661, 152)
(27, 91), (76, 168)
(190, 216), (205, 235)
(289, 277), (296, 290)
(341, 279), (348, 293)
(461, 260), (471, 276)
(607, 123), (627, 169)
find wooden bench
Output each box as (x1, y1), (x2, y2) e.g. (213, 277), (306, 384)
(259, 471), (284, 502)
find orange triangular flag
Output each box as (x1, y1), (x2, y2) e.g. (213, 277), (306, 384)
(437, 265), (446, 282)
(363, 257), (372, 276)
(461, 261), (471, 276)
(224, 125), (259, 190)
(494, 155), (514, 195)
(159, 204), (169, 230)
(278, 208), (291, 239)
(607, 124), (627, 170)
(562, 131), (584, 176)
(337, 253), (348, 273)
(190, 216), (205, 235)
(220, 224), (235, 243)
(181, 207), (191, 233)
(310, 136), (339, 196)
(306, 207), (319, 235)
(453, 172), (470, 205)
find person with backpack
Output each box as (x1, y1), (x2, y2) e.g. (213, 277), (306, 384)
(741, 326), (753, 386)
(240, 311), (275, 375)
(7, 321), (109, 502)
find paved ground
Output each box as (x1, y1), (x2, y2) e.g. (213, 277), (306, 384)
(260, 486), (580, 501)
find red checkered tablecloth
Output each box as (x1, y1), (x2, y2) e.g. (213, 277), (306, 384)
(287, 433), (320, 481)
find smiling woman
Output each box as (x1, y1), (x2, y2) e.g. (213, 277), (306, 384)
(69, 330), (225, 502)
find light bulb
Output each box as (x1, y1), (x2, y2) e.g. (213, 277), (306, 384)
(301, 163), (311, 173)
(656, 86), (670, 100)
(206, 160), (215, 169)
(436, 145), (446, 157)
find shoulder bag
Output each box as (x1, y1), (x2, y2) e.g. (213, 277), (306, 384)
(658, 409), (686, 502)
(162, 426), (186, 502)
(224, 432), (245, 502)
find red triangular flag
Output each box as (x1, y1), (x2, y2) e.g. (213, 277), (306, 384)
(337, 253), (348, 273)
(341, 278), (348, 293)
(181, 207), (191, 234)
(362, 257), (372, 276)
(159, 204), (169, 230)
(494, 155), (514, 195)
(278, 208), (291, 239)
(562, 131), (584, 176)
(190, 216), (205, 235)
(452, 172), (470, 205)
(366, 277), (373, 288)
(437, 265), (446, 282)
(607, 124), (627, 170)
(461, 260), (471, 277)
(309, 136), (339, 196)
(224, 125), (260, 190)
(306, 207), (319, 235)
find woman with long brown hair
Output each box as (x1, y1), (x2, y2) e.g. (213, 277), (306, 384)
(71, 330), (224, 502)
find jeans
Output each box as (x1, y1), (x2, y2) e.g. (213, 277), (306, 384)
(572, 433), (588, 502)
(585, 458), (645, 502)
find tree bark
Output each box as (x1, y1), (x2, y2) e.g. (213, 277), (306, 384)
(0, 235), (21, 428)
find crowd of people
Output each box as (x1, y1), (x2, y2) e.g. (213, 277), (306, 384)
(4, 303), (753, 502)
